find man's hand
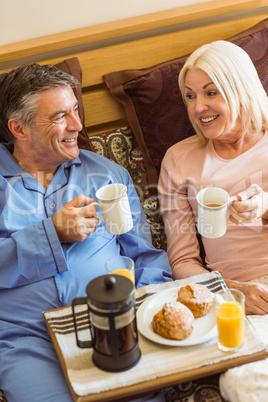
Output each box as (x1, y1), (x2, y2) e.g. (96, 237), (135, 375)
(52, 195), (100, 243)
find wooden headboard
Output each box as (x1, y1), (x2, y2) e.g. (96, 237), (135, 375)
(1, 0), (268, 137)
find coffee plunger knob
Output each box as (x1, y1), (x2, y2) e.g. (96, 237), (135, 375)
(104, 275), (116, 289)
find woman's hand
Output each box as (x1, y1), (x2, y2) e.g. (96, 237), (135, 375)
(230, 184), (268, 224)
(224, 278), (268, 315)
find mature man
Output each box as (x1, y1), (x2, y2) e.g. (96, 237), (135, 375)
(0, 64), (172, 401)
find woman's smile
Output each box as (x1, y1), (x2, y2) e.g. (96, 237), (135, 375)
(200, 115), (219, 124)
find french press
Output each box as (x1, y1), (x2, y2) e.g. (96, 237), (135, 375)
(72, 274), (141, 372)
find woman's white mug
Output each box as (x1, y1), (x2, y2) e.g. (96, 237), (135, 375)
(197, 187), (237, 239)
(92, 183), (133, 235)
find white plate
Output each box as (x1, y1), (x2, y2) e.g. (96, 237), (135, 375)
(137, 287), (217, 346)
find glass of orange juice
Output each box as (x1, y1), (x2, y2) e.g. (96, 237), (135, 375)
(105, 256), (135, 285)
(215, 288), (245, 353)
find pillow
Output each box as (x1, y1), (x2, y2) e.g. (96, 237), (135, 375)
(0, 57), (93, 152)
(104, 18), (268, 185)
(104, 55), (192, 185)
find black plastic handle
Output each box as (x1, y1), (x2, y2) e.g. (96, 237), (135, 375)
(72, 297), (93, 349)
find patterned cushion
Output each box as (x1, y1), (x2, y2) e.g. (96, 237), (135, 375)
(89, 127), (167, 250)
(164, 374), (221, 401)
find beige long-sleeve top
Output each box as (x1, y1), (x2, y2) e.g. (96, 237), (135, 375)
(158, 133), (268, 282)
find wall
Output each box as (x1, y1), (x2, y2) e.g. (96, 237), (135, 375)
(0, 0), (212, 46)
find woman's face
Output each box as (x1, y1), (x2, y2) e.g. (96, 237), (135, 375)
(184, 69), (244, 144)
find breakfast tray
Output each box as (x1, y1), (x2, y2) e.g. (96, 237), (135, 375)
(43, 271), (268, 402)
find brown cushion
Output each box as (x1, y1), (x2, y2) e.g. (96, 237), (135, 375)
(104, 18), (268, 184)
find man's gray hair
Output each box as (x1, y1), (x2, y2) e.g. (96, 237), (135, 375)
(0, 63), (78, 143)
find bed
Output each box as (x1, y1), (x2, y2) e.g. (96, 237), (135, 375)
(1, 0), (268, 400)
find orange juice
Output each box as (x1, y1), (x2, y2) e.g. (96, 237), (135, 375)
(216, 301), (244, 349)
(112, 269), (134, 284)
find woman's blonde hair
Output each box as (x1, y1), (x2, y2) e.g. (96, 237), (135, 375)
(178, 40), (268, 144)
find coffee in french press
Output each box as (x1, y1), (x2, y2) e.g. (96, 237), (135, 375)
(72, 274), (141, 372)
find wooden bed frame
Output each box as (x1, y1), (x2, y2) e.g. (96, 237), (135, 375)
(1, 0), (268, 139)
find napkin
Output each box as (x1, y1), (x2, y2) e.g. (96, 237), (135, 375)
(220, 358), (268, 402)
(43, 271), (267, 398)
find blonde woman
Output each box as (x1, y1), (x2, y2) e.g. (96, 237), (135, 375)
(159, 40), (268, 315)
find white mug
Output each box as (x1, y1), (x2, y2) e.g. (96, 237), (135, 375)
(197, 187), (237, 239)
(92, 183), (133, 235)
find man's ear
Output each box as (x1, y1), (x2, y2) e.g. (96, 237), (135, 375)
(8, 119), (27, 141)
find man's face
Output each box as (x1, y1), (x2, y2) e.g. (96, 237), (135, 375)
(24, 86), (83, 170)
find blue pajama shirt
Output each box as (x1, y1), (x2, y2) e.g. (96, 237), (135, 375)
(0, 143), (172, 401)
